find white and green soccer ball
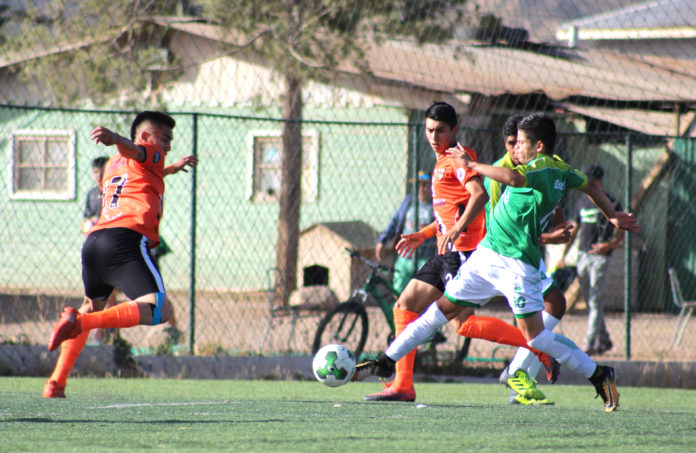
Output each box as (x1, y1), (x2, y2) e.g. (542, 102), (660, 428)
(312, 344), (356, 387)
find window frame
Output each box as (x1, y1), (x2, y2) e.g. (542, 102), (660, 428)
(246, 130), (319, 203)
(9, 129), (76, 200)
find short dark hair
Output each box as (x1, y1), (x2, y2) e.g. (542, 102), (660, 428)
(130, 111), (176, 141)
(582, 164), (604, 181)
(503, 114), (524, 138)
(425, 102), (458, 129)
(91, 156), (108, 170)
(517, 113), (556, 154)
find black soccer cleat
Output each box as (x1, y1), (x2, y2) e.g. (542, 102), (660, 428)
(352, 353), (395, 381)
(590, 365), (620, 412)
(545, 356), (561, 384)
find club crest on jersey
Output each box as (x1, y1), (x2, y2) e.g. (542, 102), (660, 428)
(554, 179), (565, 191)
(153, 151), (162, 163)
(456, 168), (466, 181)
(436, 168), (445, 180)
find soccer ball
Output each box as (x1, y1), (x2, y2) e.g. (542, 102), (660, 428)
(312, 344), (356, 387)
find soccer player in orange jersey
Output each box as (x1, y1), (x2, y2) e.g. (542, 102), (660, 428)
(364, 102), (555, 402)
(43, 111), (198, 398)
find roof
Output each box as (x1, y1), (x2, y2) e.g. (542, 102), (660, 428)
(560, 0), (695, 30)
(4, 16), (696, 135)
(156, 18), (696, 103)
(557, 0), (696, 41)
(301, 221), (378, 251)
(561, 103), (696, 136)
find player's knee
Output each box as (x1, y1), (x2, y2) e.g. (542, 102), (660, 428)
(80, 297), (102, 314)
(544, 288), (567, 319)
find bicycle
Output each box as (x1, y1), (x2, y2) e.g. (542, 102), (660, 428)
(312, 248), (398, 360)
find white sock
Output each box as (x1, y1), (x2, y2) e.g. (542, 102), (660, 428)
(527, 328), (596, 378)
(508, 312), (562, 377)
(385, 302), (448, 361)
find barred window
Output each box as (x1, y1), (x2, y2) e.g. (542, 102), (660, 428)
(10, 130), (76, 200)
(248, 131), (318, 203)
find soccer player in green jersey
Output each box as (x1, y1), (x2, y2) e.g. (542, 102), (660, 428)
(354, 113), (640, 412)
(491, 115), (572, 405)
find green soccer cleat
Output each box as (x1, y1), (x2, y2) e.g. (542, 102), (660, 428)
(506, 370), (547, 401)
(510, 391), (555, 406)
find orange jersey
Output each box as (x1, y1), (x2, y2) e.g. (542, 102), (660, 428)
(431, 146), (486, 251)
(90, 142), (166, 247)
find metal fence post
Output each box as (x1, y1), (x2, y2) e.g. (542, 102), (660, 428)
(625, 133), (633, 360)
(189, 113), (198, 354)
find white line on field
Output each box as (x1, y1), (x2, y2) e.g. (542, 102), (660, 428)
(89, 401), (237, 409)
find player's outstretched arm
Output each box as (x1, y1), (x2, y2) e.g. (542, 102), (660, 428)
(91, 126), (145, 162)
(165, 155), (199, 176)
(447, 144), (525, 187)
(579, 181), (640, 234)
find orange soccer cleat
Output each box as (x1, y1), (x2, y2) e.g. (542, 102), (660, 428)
(42, 379), (66, 398)
(48, 307), (82, 352)
(363, 383), (416, 402)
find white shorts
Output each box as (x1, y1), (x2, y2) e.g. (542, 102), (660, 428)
(539, 260), (555, 295)
(444, 245), (546, 317)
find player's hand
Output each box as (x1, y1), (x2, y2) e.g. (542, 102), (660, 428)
(539, 221), (573, 244)
(91, 126), (119, 146)
(445, 143), (474, 167)
(396, 232), (425, 258)
(438, 229), (459, 254)
(167, 155), (199, 174)
(611, 211), (640, 234)
(588, 242), (612, 255)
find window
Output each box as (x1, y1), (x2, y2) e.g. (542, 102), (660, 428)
(10, 130), (76, 200)
(248, 131), (318, 202)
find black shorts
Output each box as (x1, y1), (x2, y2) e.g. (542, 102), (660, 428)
(82, 227), (164, 301)
(412, 250), (474, 292)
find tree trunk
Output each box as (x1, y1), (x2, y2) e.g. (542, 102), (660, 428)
(276, 74), (303, 298)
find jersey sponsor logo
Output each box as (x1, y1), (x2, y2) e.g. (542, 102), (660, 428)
(436, 168), (445, 180)
(153, 151), (162, 163)
(456, 167), (466, 182)
(433, 198), (446, 207)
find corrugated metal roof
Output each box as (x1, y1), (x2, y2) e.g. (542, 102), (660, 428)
(562, 103), (696, 136)
(559, 0), (696, 30)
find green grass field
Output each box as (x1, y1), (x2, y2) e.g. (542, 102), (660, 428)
(2, 377), (695, 452)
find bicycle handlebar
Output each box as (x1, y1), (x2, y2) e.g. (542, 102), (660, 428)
(345, 247), (390, 272)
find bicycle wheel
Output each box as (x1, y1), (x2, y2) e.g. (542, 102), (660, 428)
(312, 299), (369, 360)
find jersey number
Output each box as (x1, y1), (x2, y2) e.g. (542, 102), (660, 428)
(105, 175), (128, 209)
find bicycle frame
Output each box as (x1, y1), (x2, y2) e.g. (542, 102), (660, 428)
(352, 270), (398, 335)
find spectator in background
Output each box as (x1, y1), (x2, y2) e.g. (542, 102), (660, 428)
(561, 164), (625, 356)
(398, 172), (436, 293)
(82, 156), (109, 234)
(376, 172), (436, 294)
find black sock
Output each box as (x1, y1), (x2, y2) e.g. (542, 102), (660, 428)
(589, 365), (604, 383)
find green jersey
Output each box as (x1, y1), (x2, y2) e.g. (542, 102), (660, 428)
(480, 154), (587, 268)
(484, 152), (516, 221)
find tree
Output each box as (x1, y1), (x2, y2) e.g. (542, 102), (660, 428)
(3, 0), (469, 296)
(200, 0), (469, 295)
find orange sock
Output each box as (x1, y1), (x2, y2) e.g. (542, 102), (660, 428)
(50, 330), (89, 386)
(391, 308), (419, 391)
(457, 315), (546, 361)
(81, 301), (141, 331)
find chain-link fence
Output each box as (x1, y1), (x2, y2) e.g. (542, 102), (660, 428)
(1, 105), (695, 371)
